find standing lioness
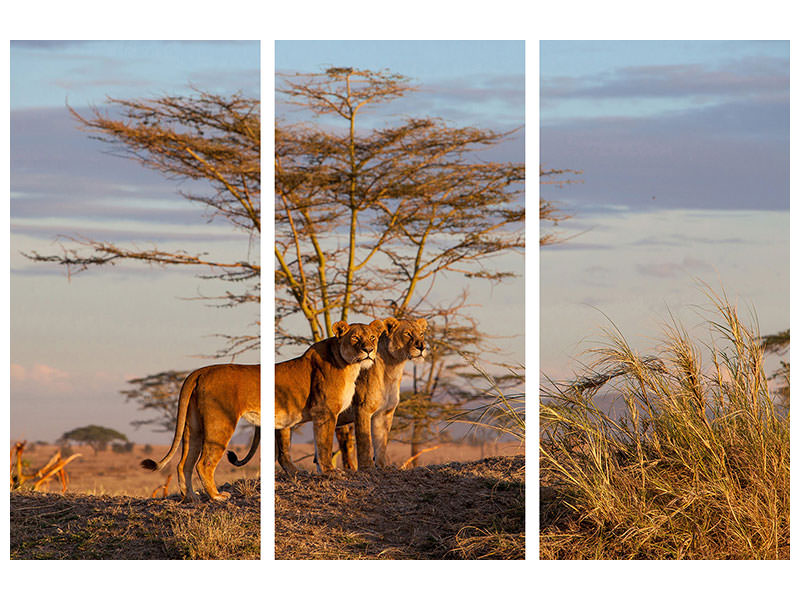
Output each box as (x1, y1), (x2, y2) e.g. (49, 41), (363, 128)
(140, 364), (260, 502)
(337, 317), (427, 469)
(275, 320), (385, 475)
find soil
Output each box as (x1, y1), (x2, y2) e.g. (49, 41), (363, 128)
(275, 454), (525, 560)
(10, 478), (260, 560)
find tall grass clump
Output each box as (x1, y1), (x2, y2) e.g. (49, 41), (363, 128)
(540, 292), (789, 559)
(446, 349), (525, 443)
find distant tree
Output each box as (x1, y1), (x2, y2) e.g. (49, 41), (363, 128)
(276, 67), (524, 462)
(120, 370), (190, 433)
(111, 441), (136, 454)
(120, 369), (257, 440)
(540, 166), (581, 246)
(59, 425), (128, 455)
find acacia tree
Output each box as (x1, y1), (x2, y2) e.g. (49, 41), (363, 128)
(26, 89), (260, 428)
(59, 425), (127, 455)
(276, 67), (524, 461)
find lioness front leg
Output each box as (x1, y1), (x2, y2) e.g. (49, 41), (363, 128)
(371, 408), (396, 468)
(335, 425), (357, 471)
(355, 408), (375, 470)
(312, 412), (338, 474)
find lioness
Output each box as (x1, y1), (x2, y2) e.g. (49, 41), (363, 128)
(336, 317), (427, 469)
(140, 364), (260, 502)
(275, 320), (385, 475)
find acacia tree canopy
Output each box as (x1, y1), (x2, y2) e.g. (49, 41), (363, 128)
(25, 88), (261, 432)
(276, 67), (524, 345)
(276, 67), (524, 459)
(59, 425), (127, 454)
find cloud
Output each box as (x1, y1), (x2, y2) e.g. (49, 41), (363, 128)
(636, 257), (713, 278)
(11, 363), (72, 392)
(540, 51), (789, 213)
(540, 96), (788, 212)
(10, 106), (257, 243)
(542, 56), (789, 102)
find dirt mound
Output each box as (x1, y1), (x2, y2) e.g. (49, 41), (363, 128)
(10, 478), (260, 560)
(275, 455), (524, 560)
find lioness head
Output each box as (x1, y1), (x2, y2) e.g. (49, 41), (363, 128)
(383, 317), (428, 361)
(332, 320), (386, 367)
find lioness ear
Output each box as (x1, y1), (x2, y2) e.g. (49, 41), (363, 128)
(415, 318), (428, 332)
(369, 319), (387, 336)
(384, 317), (400, 334)
(332, 321), (350, 337)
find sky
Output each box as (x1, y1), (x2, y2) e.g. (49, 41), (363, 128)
(540, 41), (789, 383)
(9, 41), (260, 444)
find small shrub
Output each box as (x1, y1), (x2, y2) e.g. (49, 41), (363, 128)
(168, 509), (259, 560)
(111, 441), (135, 453)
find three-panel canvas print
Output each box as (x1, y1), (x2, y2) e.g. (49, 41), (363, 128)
(8, 40), (789, 563)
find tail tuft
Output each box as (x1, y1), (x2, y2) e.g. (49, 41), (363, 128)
(140, 458), (158, 471)
(227, 450), (243, 466)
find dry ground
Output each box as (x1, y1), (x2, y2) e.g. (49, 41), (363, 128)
(275, 454), (525, 560)
(10, 478), (260, 560)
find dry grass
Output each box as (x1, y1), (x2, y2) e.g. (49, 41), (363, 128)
(10, 478), (260, 560)
(275, 455), (524, 559)
(540, 291), (789, 560)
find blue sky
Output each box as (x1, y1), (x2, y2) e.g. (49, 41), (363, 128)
(10, 41), (260, 443)
(540, 41), (789, 381)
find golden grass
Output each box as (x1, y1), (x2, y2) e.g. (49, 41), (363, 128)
(540, 290), (789, 560)
(169, 507), (260, 560)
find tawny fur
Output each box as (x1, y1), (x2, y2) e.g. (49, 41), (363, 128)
(274, 320), (386, 475)
(140, 364), (260, 502)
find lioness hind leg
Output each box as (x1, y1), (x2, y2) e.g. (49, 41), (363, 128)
(179, 411), (203, 502)
(196, 441), (230, 501)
